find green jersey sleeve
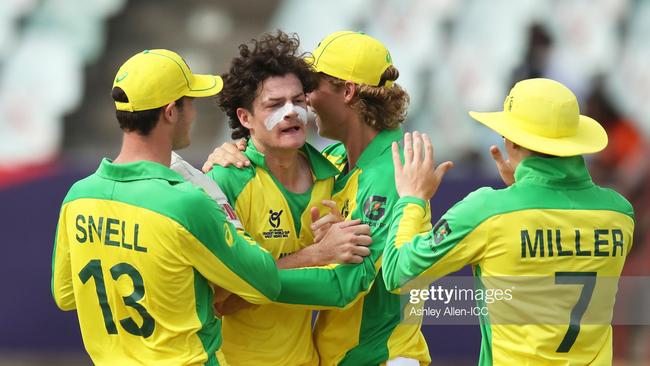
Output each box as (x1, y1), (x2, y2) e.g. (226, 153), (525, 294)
(175, 189), (281, 304)
(383, 193), (490, 291)
(274, 157), (427, 308)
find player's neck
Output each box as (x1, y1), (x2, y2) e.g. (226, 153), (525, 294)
(341, 119), (379, 169)
(268, 153), (311, 193)
(253, 139), (311, 193)
(114, 131), (172, 167)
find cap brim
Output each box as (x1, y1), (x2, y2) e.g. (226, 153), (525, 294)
(186, 74), (223, 97)
(469, 111), (608, 157)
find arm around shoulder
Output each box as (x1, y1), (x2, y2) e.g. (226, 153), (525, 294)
(177, 191), (281, 304)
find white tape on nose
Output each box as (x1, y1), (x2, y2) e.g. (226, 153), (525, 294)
(264, 103), (308, 131)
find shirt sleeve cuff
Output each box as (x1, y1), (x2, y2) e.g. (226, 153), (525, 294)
(396, 196), (427, 209)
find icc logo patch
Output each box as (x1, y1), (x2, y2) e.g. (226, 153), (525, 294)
(363, 195), (387, 221)
(431, 219), (452, 245)
(269, 209), (283, 228)
(263, 209), (290, 239)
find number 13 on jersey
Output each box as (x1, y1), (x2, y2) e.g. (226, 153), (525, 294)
(79, 259), (155, 338)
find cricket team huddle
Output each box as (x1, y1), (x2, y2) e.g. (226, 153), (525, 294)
(51, 29), (635, 366)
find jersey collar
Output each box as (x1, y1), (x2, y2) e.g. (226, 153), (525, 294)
(514, 155), (594, 189)
(244, 139), (339, 180)
(95, 158), (185, 183)
(355, 128), (404, 169)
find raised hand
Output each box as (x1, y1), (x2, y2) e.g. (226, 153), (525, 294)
(392, 132), (453, 201)
(489, 145), (515, 186)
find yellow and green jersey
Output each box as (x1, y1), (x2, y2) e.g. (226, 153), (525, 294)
(276, 129), (432, 366)
(206, 141), (339, 366)
(383, 156), (635, 365)
(51, 159), (280, 366)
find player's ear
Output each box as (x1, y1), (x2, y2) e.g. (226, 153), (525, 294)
(236, 108), (253, 129)
(343, 81), (357, 103)
(512, 142), (525, 151)
(161, 101), (179, 124)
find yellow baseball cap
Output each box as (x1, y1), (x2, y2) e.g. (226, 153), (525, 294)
(112, 49), (223, 112)
(469, 78), (608, 157)
(307, 31), (394, 87)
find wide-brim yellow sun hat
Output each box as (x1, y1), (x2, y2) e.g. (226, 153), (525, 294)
(469, 78), (608, 157)
(113, 49), (223, 112)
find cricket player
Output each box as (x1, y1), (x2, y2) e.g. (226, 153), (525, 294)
(384, 78), (635, 365)
(51, 49), (283, 366)
(204, 31), (432, 366)
(201, 31), (372, 366)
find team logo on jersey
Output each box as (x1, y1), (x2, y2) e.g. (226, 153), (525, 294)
(269, 209), (283, 228)
(432, 219), (452, 245)
(363, 195), (387, 221)
(263, 209), (290, 239)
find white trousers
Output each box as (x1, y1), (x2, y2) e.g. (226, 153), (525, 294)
(386, 357), (420, 366)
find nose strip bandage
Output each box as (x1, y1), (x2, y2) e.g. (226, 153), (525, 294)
(264, 103), (308, 131)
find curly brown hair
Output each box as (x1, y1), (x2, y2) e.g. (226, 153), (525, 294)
(323, 66), (409, 131)
(218, 31), (318, 139)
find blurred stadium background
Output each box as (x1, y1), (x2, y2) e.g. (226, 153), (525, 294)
(1, 0), (649, 365)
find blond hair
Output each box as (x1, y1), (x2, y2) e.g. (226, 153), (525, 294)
(324, 65), (409, 131)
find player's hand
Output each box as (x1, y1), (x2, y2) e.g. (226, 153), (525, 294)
(201, 139), (249, 172)
(393, 132), (453, 201)
(310, 200), (343, 243)
(213, 286), (232, 303)
(313, 219), (372, 265)
(489, 145), (515, 186)
(214, 294), (254, 316)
